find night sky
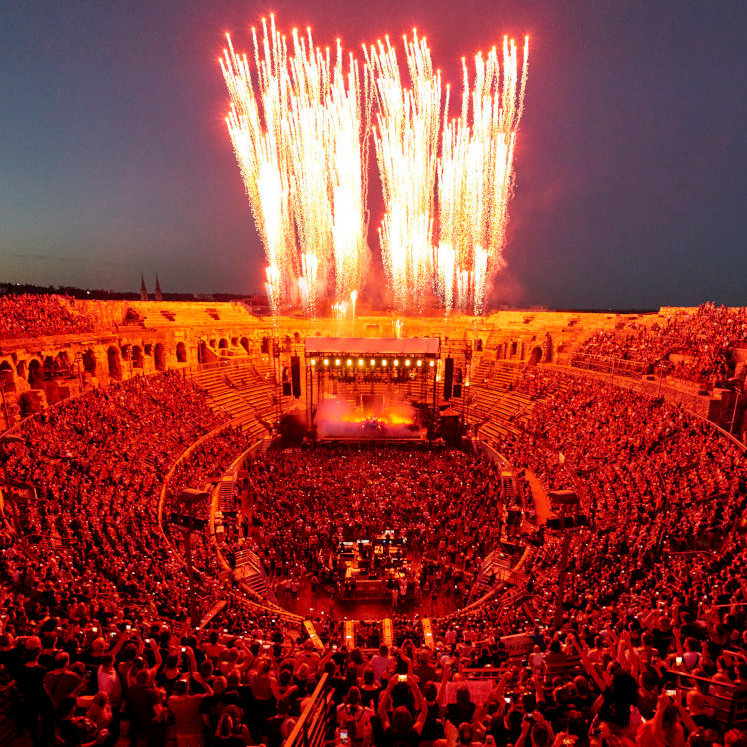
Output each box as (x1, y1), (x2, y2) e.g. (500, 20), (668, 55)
(2, 0), (746, 309)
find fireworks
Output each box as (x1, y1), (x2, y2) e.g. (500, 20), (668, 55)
(436, 37), (529, 315)
(221, 17), (370, 317)
(364, 31), (443, 312)
(221, 18), (528, 316)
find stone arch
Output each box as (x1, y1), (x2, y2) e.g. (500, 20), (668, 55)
(154, 343), (166, 371)
(198, 341), (208, 364)
(82, 349), (97, 376)
(176, 341), (187, 363)
(107, 346), (122, 380)
(544, 335), (553, 363)
(528, 346), (543, 366)
(261, 337), (270, 354)
(132, 345), (144, 369)
(0, 361), (15, 390)
(239, 337), (249, 353)
(475, 338), (483, 352)
(218, 338), (228, 350)
(57, 351), (70, 372)
(15, 360), (26, 379)
(510, 341), (518, 357)
(293, 331), (301, 342)
(28, 359), (43, 388)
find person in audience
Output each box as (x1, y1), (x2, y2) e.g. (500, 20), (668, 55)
(0, 339), (744, 747)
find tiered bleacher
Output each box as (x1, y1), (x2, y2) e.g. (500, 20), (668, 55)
(0, 296), (745, 745)
(573, 303), (747, 388)
(0, 294), (95, 339)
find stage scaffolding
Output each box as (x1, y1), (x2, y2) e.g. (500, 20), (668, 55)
(302, 337), (473, 439)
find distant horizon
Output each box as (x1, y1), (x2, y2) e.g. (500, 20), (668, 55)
(4, 278), (721, 316)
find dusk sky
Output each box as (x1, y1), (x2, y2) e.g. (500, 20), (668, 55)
(1, 0), (746, 309)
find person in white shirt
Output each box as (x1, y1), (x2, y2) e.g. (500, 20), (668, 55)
(371, 645), (394, 684)
(97, 653), (123, 710)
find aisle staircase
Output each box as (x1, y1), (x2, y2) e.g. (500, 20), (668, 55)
(468, 547), (529, 604)
(234, 547), (277, 604)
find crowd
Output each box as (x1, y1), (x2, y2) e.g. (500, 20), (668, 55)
(162, 426), (257, 598)
(235, 447), (508, 608)
(0, 372), (233, 623)
(0, 294), (95, 339)
(575, 303), (747, 386)
(0, 356), (744, 743)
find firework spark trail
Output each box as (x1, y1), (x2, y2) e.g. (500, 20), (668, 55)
(221, 16), (369, 316)
(285, 28), (331, 314)
(222, 19), (527, 317)
(364, 31), (443, 312)
(222, 19), (294, 315)
(328, 44), (371, 302)
(436, 36), (528, 315)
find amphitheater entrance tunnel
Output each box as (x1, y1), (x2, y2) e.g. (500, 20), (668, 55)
(528, 346), (543, 366)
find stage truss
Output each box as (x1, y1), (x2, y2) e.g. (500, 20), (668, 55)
(303, 337), (472, 441)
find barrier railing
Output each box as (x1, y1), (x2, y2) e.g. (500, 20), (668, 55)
(664, 668), (747, 731)
(283, 673), (333, 747)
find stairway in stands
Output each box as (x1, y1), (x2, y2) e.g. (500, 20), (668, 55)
(191, 361), (276, 441)
(234, 547), (277, 604)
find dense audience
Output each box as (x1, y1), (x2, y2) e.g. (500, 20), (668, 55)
(0, 353), (745, 744)
(236, 447), (507, 608)
(575, 303), (747, 386)
(0, 293), (95, 338)
(162, 426), (256, 599)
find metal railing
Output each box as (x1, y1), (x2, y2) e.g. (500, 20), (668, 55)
(283, 674), (333, 747)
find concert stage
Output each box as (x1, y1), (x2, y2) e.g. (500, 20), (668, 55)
(317, 433), (426, 443)
(304, 337), (441, 440)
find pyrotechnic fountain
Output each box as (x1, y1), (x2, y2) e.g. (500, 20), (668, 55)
(220, 17), (528, 317)
(436, 37), (529, 315)
(221, 16), (371, 317)
(363, 31), (443, 313)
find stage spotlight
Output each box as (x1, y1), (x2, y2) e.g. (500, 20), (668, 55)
(370, 359), (375, 366)
(358, 358), (364, 367)
(346, 359), (352, 367)
(324, 359), (329, 366)
(310, 359), (316, 366)
(393, 360), (399, 367)
(429, 360), (435, 367)
(405, 359), (411, 367)
(335, 359), (341, 366)
(382, 359), (387, 367)
(417, 360), (422, 367)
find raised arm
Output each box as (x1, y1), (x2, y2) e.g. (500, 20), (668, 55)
(568, 633), (606, 692)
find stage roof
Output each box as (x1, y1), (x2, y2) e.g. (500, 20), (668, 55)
(305, 337), (440, 356)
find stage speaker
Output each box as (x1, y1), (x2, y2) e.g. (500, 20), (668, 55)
(291, 355), (301, 398)
(443, 357), (454, 400)
(453, 384), (462, 398)
(282, 382), (292, 396)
